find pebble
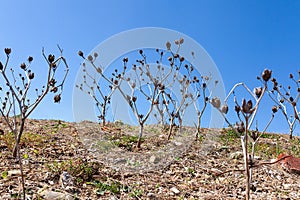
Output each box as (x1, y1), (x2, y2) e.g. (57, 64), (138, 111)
(170, 187), (180, 194)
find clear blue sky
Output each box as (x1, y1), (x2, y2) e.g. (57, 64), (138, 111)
(0, 1), (299, 134)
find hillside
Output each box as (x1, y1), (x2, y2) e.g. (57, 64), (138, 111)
(0, 119), (299, 199)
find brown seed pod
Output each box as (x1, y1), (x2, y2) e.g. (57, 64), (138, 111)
(166, 41), (171, 50)
(180, 56), (185, 62)
(50, 86), (58, 93)
(4, 48), (11, 55)
(28, 72), (35, 80)
(211, 97), (221, 109)
(123, 57), (128, 63)
(132, 96), (137, 102)
(235, 105), (241, 113)
(221, 104), (229, 114)
(254, 87), (262, 98)
(261, 69), (272, 82)
(236, 121), (245, 134)
(48, 54), (55, 63)
(20, 63), (26, 70)
(78, 51), (84, 57)
(28, 56), (33, 62)
(54, 94), (61, 103)
(87, 55), (93, 61)
(272, 105), (278, 113)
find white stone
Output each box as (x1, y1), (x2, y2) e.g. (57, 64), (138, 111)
(170, 187), (180, 194)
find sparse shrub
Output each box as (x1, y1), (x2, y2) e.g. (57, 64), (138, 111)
(0, 46), (69, 199)
(213, 69), (276, 200)
(268, 71), (300, 139)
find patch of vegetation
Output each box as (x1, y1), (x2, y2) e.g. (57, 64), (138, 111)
(46, 158), (101, 183)
(1, 171), (8, 179)
(289, 138), (300, 155)
(111, 134), (145, 151)
(220, 128), (241, 146)
(253, 142), (283, 159)
(88, 180), (129, 196)
(0, 132), (50, 151)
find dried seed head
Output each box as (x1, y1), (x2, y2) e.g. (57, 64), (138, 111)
(4, 48), (11, 55)
(179, 38), (184, 44)
(87, 55), (93, 61)
(20, 63), (26, 70)
(28, 56), (33, 62)
(242, 99), (253, 114)
(168, 56), (172, 62)
(48, 54), (55, 63)
(261, 69), (272, 82)
(50, 86), (58, 93)
(139, 49), (143, 54)
(290, 96), (294, 102)
(221, 104), (229, 114)
(235, 105), (241, 113)
(28, 72), (35, 80)
(166, 41), (171, 50)
(179, 56), (185, 62)
(94, 52), (98, 58)
(211, 97), (221, 109)
(290, 74), (293, 79)
(54, 94), (61, 103)
(132, 96), (137, 102)
(236, 121), (245, 134)
(0, 62), (3, 70)
(254, 87), (262, 98)
(123, 57), (128, 63)
(272, 105), (278, 113)
(96, 67), (102, 74)
(78, 51), (84, 57)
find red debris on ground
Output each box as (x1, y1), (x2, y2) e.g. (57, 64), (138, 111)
(277, 153), (300, 174)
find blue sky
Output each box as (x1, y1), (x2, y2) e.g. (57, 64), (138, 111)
(0, 1), (299, 134)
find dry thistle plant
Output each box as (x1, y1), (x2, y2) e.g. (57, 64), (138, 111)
(268, 71), (300, 139)
(192, 76), (218, 140)
(76, 51), (125, 126)
(212, 69), (275, 200)
(0, 46), (69, 199)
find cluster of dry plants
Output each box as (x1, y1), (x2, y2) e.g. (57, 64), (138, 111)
(78, 39), (299, 200)
(0, 38), (298, 199)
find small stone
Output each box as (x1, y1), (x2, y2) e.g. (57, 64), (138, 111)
(174, 141), (182, 146)
(38, 187), (73, 200)
(147, 192), (155, 197)
(149, 155), (159, 163)
(170, 187), (180, 194)
(283, 184), (291, 190)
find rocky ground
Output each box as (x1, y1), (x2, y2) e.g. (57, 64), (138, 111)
(0, 119), (300, 199)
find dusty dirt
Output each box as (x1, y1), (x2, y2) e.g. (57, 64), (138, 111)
(0, 119), (300, 199)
